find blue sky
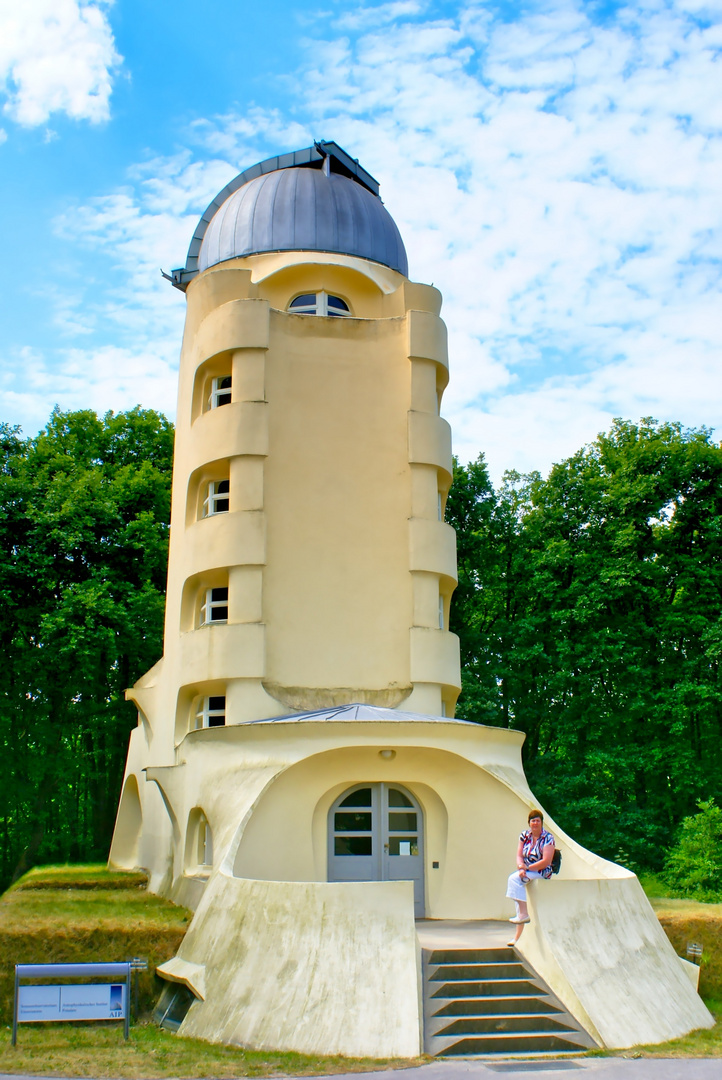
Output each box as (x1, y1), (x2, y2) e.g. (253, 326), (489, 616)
(1, 0), (720, 480)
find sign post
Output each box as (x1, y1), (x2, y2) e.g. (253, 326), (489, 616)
(12, 962), (132, 1045)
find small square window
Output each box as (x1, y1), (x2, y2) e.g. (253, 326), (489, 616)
(209, 376), (232, 409)
(194, 695), (226, 729)
(203, 479), (230, 517)
(200, 587), (228, 625)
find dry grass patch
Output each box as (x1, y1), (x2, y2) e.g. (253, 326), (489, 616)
(646, 894), (722, 1000)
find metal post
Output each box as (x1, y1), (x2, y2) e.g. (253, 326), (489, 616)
(124, 963), (131, 1040)
(12, 966), (19, 1046)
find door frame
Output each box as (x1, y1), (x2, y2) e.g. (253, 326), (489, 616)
(327, 781), (425, 916)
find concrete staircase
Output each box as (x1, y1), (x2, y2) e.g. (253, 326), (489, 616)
(423, 946), (597, 1057)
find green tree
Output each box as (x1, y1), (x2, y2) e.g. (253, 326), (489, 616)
(664, 800), (722, 901)
(449, 420), (722, 868)
(0, 407), (173, 888)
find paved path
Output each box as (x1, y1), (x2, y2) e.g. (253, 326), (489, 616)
(354, 1061), (720, 1080)
(1, 1062), (720, 1080)
(274, 1060), (722, 1080)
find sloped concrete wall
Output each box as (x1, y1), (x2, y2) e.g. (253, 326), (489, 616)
(518, 875), (713, 1048)
(161, 871), (421, 1057)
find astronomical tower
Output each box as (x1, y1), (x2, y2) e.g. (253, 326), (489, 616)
(109, 142), (710, 1059)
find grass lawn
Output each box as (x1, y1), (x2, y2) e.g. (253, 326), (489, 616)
(0, 1024), (414, 1078)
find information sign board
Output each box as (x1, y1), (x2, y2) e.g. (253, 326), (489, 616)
(13, 962), (131, 1044)
(18, 982), (126, 1022)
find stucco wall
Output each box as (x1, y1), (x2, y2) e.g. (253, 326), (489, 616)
(152, 251), (459, 729)
(160, 872), (422, 1057)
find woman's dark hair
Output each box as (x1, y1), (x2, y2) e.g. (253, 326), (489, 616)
(528, 808), (544, 824)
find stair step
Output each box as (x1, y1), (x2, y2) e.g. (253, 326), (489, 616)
(431, 996), (563, 1017)
(422, 940), (596, 1057)
(435, 1032), (594, 1055)
(430, 963), (527, 980)
(434, 1014), (579, 1036)
(429, 948), (514, 964)
(426, 1007), (584, 1039)
(431, 980), (541, 998)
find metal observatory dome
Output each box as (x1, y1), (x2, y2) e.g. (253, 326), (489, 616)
(168, 141), (408, 290)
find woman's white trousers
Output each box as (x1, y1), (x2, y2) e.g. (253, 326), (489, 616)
(506, 870), (544, 901)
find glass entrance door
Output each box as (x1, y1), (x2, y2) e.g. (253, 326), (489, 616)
(328, 783), (424, 916)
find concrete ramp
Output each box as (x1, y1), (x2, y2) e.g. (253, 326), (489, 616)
(519, 875), (713, 1048)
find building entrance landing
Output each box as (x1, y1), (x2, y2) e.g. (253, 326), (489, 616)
(416, 919), (513, 951)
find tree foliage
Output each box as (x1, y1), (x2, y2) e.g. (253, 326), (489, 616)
(0, 408), (173, 889)
(447, 419), (722, 869)
(663, 800), (722, 901)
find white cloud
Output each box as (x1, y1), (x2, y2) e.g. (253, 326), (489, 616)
(337, 1), (426, 31)
(189, 109), (313, 166)
(27, 0), (722, 482)
(0, 344), (178, 436)
(0, 0), (120, 126)
(292, 0), (722, 478)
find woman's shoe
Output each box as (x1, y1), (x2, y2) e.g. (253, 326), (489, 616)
(509, 915), (530, 924)
(506, 940), (517, 948)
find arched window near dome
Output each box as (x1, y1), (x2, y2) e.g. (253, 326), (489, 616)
(288, 292), (351, 317)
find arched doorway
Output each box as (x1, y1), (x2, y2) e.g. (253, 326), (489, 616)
(328, 783), (424, 916)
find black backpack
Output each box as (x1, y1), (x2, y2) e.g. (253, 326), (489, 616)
(551, 849), (562, 875)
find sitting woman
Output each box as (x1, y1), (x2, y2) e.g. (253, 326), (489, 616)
(506, 808), (555, 947)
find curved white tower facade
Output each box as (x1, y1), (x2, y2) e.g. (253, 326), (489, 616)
(110, 143), (711, 1058)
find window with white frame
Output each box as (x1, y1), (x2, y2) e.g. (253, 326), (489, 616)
(438, 594), (445, 630)
(203, 479), (230, 517)
(194, 695), (226, 729)
(288, 292), (351, 317)
(200, 587), (228, 625)
(208, 375), (232, 409)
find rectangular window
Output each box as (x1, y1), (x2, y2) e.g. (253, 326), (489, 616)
(201, 587), (228, 624)
(209, 376), (232, 409)
(438, 594), (444, 630)
(203, 479), (230, 517)
(194, 695), (226, 729)
(334, 836), (373, 856)
(438, 491), (443, 521)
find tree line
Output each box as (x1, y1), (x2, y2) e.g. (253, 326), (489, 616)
(0, 408), (173, 889)
(0, 409), (719, 889)
(446, 418), (722, 870)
